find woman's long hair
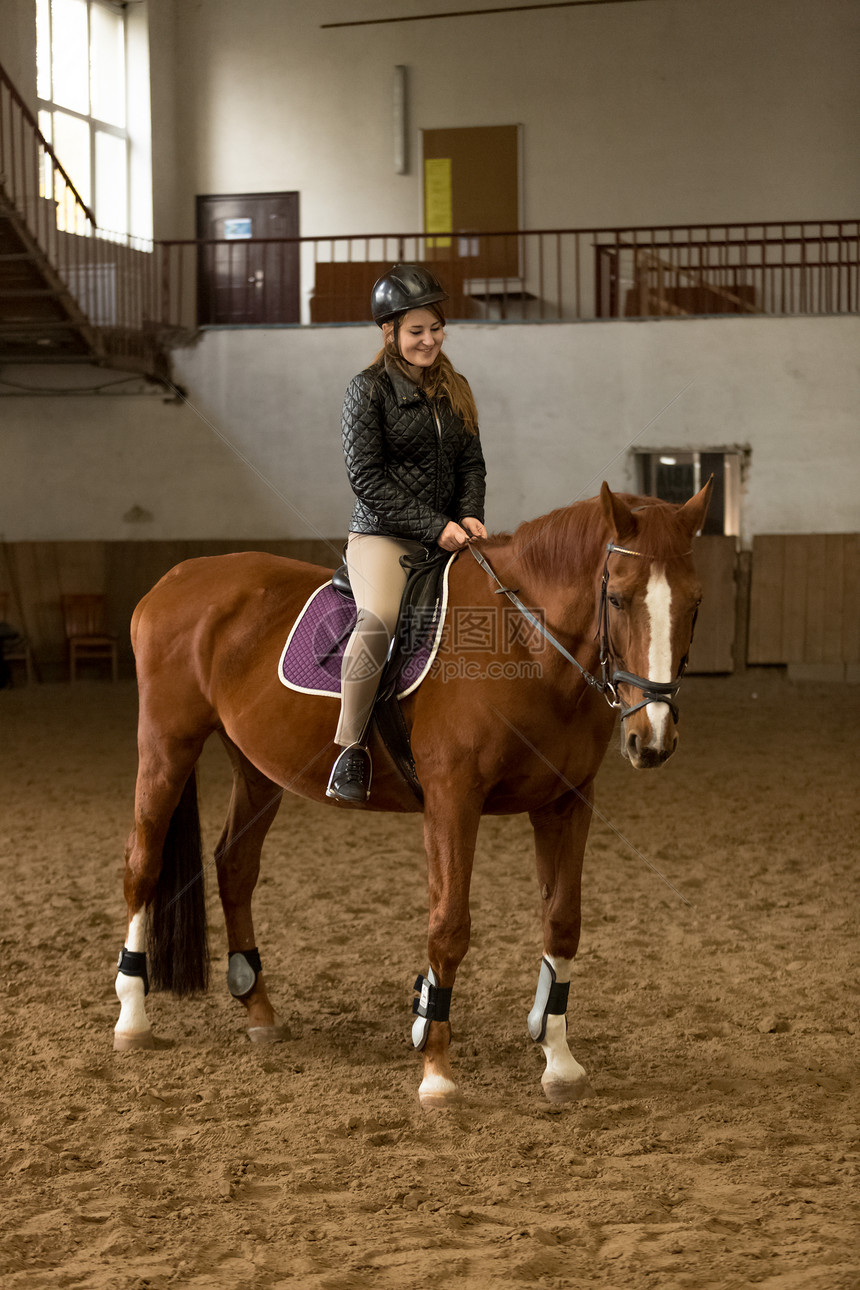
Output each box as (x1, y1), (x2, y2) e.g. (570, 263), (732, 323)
(374, 303), (479, 434)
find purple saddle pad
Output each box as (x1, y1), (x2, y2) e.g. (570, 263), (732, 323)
(278, 567), (451, 699)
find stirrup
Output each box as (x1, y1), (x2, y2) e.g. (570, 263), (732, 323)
(326, 743), (372, 804)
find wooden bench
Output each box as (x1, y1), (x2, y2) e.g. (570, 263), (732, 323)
(310, 260), (473, 323)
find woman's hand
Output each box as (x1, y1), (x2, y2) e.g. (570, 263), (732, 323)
(460, 517), (488, 540)
(438, 517), (487, 550)
(437, 521), (471, 551)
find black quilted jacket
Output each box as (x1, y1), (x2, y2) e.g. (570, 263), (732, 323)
(342, 357), (486, 544)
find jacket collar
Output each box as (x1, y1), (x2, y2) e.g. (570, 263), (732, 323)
(383, 354), (424, 406)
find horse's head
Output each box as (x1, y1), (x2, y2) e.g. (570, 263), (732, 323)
(599, 481), (712, 769)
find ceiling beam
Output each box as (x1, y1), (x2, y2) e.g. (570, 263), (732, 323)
(322, 0), (659, 31)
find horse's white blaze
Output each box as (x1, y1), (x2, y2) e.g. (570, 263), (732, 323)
(538, 955), (587, 1088)
(644, 566), (673, 748)
(115, 909), (150, 1038)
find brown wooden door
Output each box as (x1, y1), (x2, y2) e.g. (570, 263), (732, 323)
(196, 192), (299, 324)
(421, 126), (520, 279)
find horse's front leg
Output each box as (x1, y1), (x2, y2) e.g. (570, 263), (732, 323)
(528, 787), (593, 1103)
(414, 786), (481, 1109)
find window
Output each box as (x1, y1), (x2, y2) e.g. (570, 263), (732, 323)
(635, 450), (744, 537)
(36, 0), (131, 237)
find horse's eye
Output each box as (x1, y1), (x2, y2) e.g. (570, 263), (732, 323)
(608, 594), (623, 610)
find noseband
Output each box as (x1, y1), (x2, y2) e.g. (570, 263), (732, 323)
(470, 542), (696, 724)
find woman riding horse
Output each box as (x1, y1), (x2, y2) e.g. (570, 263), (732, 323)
(113, 283), (712, 1105)
(327, 264), (487, 804)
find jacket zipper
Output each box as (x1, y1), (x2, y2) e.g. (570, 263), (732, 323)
(430, 400), (443, 510)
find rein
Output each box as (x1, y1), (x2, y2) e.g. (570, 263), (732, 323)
(469, 542), (694, 723)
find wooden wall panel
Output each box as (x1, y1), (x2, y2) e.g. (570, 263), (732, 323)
(5, 534), (855, 681)
(3, 537), (737, 679)
(0, 539), (342, 681)
(0, 542), (81, 673)
(748, 533), (860, 664)
(843, 534), (860, 663)
(687, 535), (737, 673)
(783, 535), (811, 662)
(821, 534), (846, 664)
(747, 536), (783, 662)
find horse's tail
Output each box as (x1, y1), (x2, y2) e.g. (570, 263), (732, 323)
(147, 770), (210, 995)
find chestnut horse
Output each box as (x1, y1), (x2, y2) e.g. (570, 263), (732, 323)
(114, 481), (711, 1107)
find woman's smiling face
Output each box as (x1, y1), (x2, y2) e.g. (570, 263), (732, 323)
(386, 307), (445, 370)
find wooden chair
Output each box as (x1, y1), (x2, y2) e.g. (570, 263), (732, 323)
(0, 591), (37, 685)
(60, 594), (119, 682)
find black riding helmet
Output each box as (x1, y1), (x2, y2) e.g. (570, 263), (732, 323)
(370, 263), (448, 325)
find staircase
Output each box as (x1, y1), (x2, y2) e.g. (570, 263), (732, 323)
(0, 194), (99, 361)
(0, 61), (172, 382)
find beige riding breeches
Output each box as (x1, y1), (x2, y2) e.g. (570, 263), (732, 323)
(334, 532), (425, 747)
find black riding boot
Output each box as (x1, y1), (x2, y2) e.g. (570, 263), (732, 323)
(326, 743), (372, 804)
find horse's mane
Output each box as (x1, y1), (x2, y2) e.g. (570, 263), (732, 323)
(494, 493), (693, 581)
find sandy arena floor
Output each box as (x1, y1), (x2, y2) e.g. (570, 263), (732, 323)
(0, 673), (858, 1290)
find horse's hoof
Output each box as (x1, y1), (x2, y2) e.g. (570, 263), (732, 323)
(418, 1074), (461, 1110)
(247, 1021), (291, 1044)
(113, 1030), (156, 1052)
(541, 1075), (592, 1104)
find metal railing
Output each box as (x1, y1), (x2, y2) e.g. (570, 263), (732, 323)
(593, 224), (860, 319)
(157, 222), (860, 330)
(2, 51), (857, 354)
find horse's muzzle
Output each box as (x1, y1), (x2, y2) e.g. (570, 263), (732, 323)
(623, 722), (678, 769)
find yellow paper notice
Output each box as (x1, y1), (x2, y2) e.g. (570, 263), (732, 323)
(424, 157), (452, 249)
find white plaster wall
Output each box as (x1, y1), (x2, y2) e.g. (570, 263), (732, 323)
(0, 0), (38, 111)
(147, 0), (179, 242)
(452, 316), (860, 538)
(1, 317), (856, 544)
(3, 0), (858, 240)
(165, 0), (860, 238)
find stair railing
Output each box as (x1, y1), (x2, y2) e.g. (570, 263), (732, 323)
(0, 60), (164, 367)
(0, 60), (96, 254)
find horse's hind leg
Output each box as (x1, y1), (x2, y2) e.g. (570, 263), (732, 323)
(215, 734), (287, 1043)
(115, 724), (210, 1050)
(527, 787), (592, 1103)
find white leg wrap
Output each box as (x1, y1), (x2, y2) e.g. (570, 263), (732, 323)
(528, 955), (570, 1042)
(530, 955), (588, 1097)
(412, 966), (452, 1050)
(115, 970), (150, 1036)
(114, 910), (151, 1042)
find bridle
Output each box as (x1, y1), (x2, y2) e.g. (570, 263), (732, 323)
(470, 542), (697, 724)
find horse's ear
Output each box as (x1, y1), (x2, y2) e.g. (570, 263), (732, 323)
(678, 476), (714, 540)
(600, 482), (636, 541)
